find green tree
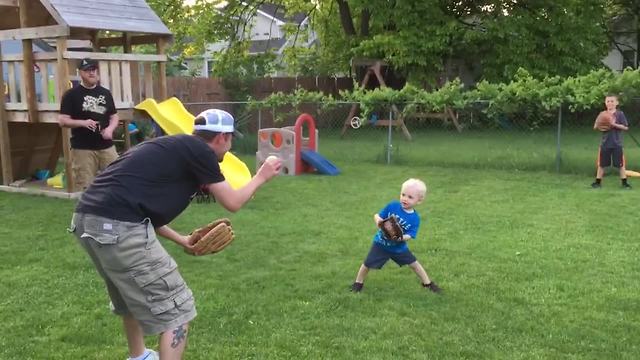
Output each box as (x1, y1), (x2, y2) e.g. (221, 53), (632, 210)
(146, 0), (193, 56)
(147, 1), (614, 86)
(210, 1), (610, 83)
(293, 0), (611, 83)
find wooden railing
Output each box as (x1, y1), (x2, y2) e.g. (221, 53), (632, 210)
(1, 51), (166, 122)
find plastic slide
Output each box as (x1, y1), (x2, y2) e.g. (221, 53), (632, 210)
(135, 98), (195, 136)
(219, 152), (252, 189)
(301, 150), (340, 175)
(135, 97), (252, 189)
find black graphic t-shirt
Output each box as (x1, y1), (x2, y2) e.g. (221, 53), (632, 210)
(60, 84), (117, 150)
(76, 135), (226, 227)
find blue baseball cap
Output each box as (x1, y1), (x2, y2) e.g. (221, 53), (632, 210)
(193, 109), (243, 138)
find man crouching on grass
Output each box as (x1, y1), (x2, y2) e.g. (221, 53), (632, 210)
(68, 109), (281, 359)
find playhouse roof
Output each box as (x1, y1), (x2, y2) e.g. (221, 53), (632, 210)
(45, 0), (171, 35)
(0, 0), (171, 36)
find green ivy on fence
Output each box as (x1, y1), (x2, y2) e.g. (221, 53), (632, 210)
(249, 67), (640, 125)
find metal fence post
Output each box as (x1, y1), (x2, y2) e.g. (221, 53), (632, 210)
(387, 108), (393, 165)
(555, 104), (563, 173)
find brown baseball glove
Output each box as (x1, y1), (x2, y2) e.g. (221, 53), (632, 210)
(380, 215), (403, 242)
(185, 218), (235, 256)
(594, 111), (615, 132)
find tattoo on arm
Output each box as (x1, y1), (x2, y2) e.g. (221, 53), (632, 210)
(171, 325), (187, 348)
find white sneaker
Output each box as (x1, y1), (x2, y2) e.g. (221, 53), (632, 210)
(127, 349), (158, 360)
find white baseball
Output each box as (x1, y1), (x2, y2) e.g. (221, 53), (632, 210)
(265, 155), (279, 165)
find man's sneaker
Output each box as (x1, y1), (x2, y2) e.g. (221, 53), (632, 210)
(591, 182), (602, 189)
(350, 282), (363, 292)
(127, 349), (158, 360)
(424, 282), (442, 294)
(623, 183), (632, 189)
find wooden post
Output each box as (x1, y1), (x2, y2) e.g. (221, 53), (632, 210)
(372, 62), (412, 141)
(46, 131), (62, 174)
(156, 37), (167, 100)
(19, 0), (39, 123)
(121, 33), (132, 150)
(123, 32), (132, 53)
(56, 38), (74, 192)
(143, 62), (153, 99)
(130, 61), (141, 102)
(0, 44), (14, 185)
(91, 31), (101, 51)
(341, 69), (370, 137)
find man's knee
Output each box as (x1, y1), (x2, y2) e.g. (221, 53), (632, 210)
(99, 146), (119, 170)
(72, 150), (99, 190)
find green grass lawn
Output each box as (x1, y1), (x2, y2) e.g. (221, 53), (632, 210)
(315, 126), (640, 175)
(1, 159), (638, 359)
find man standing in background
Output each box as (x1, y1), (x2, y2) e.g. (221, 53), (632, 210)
(58, 58), (119, 191)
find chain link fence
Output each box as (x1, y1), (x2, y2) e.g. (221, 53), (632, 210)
(131, 99), (640, 176)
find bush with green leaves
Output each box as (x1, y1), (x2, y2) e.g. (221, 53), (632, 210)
(252, 67), (640, 127)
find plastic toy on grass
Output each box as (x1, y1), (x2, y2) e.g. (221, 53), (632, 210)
(34, 169), (50, 180)
(46, 173), (65, 188)
(256, 113), (340, 176)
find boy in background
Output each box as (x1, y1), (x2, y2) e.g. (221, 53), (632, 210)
(591, 94), (631, 189)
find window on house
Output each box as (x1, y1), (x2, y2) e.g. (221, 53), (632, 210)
(622, 50), (636, 69)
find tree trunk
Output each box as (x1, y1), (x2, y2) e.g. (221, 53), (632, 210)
(336, 0), (357, 36)
(360, 8), (370, 37)
(636, 13), (640, 68)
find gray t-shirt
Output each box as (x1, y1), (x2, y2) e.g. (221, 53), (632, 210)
(601, 110), (628, 148)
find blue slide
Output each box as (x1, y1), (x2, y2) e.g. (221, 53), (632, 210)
(301, 150), (340, 175)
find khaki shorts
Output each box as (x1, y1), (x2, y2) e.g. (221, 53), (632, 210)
(69, 213), (196, 335)
(71, 146), (118, 191)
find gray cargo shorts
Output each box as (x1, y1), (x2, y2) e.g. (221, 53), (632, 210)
(69, 213), (197, 335)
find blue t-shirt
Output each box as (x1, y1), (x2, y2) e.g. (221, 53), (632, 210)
(373, 200), (421, 253)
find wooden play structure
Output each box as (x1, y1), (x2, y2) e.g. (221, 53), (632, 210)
(0, 0), (171, 194)
(341, 59), (463, 140)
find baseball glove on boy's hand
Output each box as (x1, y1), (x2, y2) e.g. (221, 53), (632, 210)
(185, 218), (235, 256)
(595, 111), (615, 132)
(380, 215), (403, 241)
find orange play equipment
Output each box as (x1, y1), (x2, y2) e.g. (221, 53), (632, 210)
(256, 114), (340, 176)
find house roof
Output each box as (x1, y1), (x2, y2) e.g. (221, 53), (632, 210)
(258, 3), (307, 25)
(44, 0), (171, 35)
(249, 37), (287, 54)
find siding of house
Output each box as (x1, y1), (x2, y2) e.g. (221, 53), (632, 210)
(248, 14), (284, 41)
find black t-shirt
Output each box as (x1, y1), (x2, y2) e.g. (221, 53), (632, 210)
(76, 135), (226, 227)
(60, 84), (117, 150)
(601, 110), (629, 149)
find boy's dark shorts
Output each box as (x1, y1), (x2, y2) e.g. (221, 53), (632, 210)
(599, 146), (625, 168)
(363, 243), (417, 269)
